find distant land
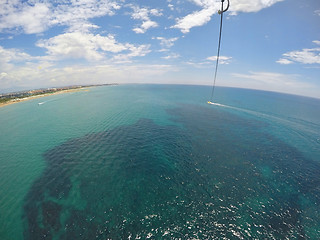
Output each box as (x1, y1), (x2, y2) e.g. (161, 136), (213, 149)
(0, 84), (118, 108)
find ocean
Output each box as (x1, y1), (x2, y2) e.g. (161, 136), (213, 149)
(0, 84), (319, 239)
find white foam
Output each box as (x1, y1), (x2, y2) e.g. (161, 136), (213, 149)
(207, 101), (224, 107)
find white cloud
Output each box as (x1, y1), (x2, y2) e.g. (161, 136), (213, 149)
(185, 61), (211, 68)
(132, 28), (145, 34)
(172, 5), (218, 33)
(113, 44), (151, 62)
(207, 55), (232, 64)
(0, 2), (51, 34)
(154, 37), (179, 48)
(0, 62), (175, 91)
(229, 0), (284, 15)
(0, 72), (8, 78)
(0, 0), (121, 34)
(228, 71), (320, 98)
(131, 6), (149, 20)
(313, 40), (320, 45)
(129, 5), (162, 34)
(162, 53), (180, 60)
(172, 0), (283, 33)
(191, 0), (216, 8)
(0, 46), (32, 63)
(0, 45), (56, 90)
(37, 32), (150, 61)
(232, 71), (299, 84)
(168, 4), (174, 11)
(133, 20), (158, 34)
(158, 49), (170, 53)
(130, 5), (163, 19)
(150, 8), (163, 17)
(0, 46), (34, 77)
(37, 33), (119, 61)
(184, 55), (232, 68)
(315, 9), (320, 16)
(52, 1), (121, 32)
(277, 41), (320, 65)
(276, 58), (293, 65)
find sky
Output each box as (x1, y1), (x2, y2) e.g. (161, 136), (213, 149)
(0, 0), (319, 98)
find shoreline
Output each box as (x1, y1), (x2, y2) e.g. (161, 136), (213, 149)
(0, 88), (89, 108)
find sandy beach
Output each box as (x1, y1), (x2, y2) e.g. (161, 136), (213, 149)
(0, 88), (89, 108)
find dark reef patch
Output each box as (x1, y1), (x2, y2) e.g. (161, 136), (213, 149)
(23, 105), (320, 239)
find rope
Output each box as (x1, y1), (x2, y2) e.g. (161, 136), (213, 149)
(209, 0), (229, 102)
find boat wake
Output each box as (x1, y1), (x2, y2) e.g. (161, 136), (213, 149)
(208, 101), (271, 118)
(38, 99), (55, 105)
(207, 101), (312, 133)
(207, 101), (224, 106)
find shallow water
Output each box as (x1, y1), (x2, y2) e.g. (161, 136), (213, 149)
(0, 84), (319, 239)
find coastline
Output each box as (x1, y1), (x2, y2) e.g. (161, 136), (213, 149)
(0, 88), (89, 108)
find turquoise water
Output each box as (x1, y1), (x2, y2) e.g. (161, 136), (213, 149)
(0, 84), (319, 239)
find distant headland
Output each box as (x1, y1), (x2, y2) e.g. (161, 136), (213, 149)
(0, 84), (118, 108)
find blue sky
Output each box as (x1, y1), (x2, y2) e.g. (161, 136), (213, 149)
(0, 0), (319, 98)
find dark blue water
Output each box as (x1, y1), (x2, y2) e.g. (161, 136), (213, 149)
(0, 84), (319, 239)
